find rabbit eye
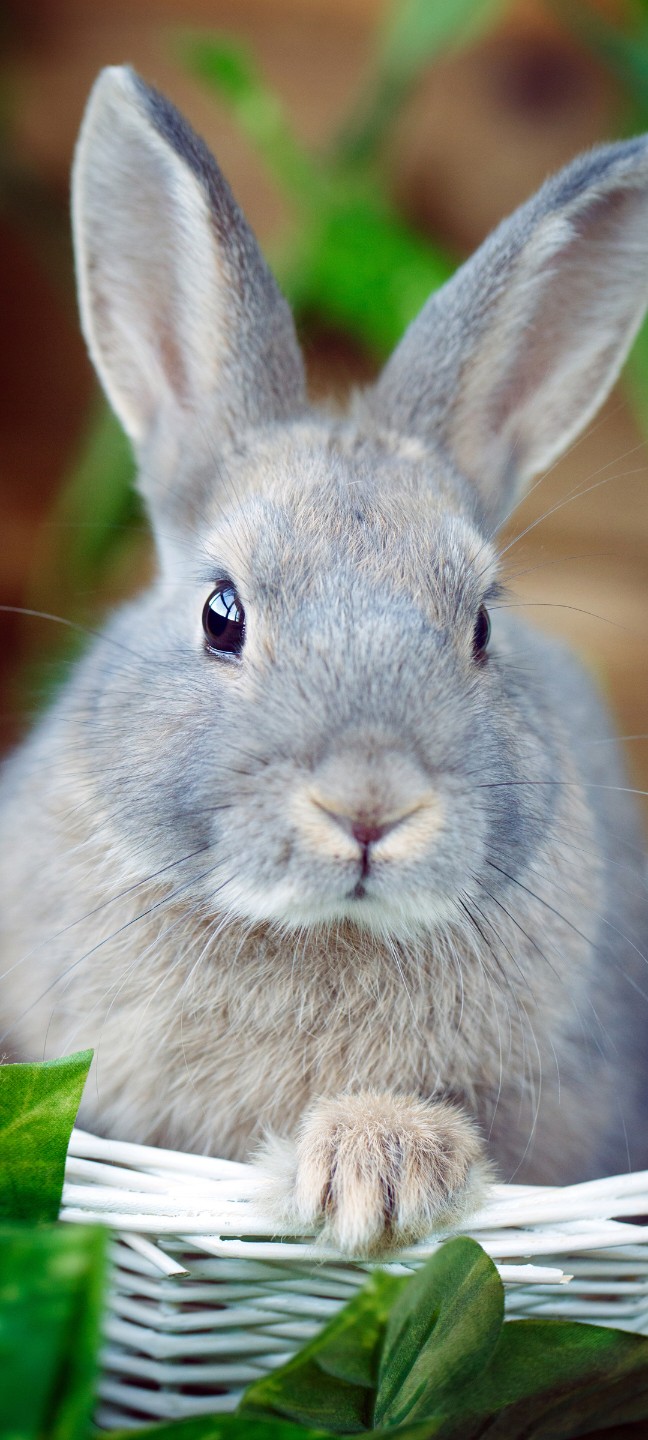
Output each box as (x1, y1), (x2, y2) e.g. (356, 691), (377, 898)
(202, 584), (245, 656)
(473, 604), (491, 662)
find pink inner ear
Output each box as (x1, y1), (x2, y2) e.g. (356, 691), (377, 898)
(77, 128), (187, 442)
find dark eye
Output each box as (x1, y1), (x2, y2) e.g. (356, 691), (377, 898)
(473, 604), (491, 662)
(202, 583), (245, 656)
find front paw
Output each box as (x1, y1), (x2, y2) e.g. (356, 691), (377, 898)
(258, 1091), (489, 1255)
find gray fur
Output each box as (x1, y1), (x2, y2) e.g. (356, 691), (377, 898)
(0, 67), (647, 1252)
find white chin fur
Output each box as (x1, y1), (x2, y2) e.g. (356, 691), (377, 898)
(213, 876), (457, 937)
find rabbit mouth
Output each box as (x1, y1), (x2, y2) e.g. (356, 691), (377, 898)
(213, 861), (458, 935)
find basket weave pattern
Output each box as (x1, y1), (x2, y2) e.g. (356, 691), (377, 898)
(62, 1129), (648, 1428)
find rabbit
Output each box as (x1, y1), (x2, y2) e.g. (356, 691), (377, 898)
(1, 64), (648, 1256)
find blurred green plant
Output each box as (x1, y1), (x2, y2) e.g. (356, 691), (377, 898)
(20, 403), (142, 708)
(555, 0), (648, 130)
(0, 1048), (107, 1438)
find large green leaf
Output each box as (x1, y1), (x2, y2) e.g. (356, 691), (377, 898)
(241, 1271), (404, 1433)
(428, 1317), (648, 1439)
(374, 1237), (503, 1428)
(112, 1419), (333, 1440)
(0, 1048), (92, 1222)
(239, 1239), (648, 1438)
(0, 1220), (107, 1439)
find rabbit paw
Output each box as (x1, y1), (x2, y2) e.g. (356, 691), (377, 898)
(258, 1091), (489, 1255)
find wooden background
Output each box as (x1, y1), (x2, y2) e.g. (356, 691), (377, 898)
(1, 0), (647, 809)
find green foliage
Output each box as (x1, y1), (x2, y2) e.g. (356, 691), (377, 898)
(0, 1049), (92, 1222)
(183, 38), (317, 204)
(376, 0), (499, 83)
(554, 0), (648, 129)
(112, 1418), (332, 1440)
(285, 197), (452, 357)
(15, 405), (141, 711)
(442, 1317), (648, 1437)
(48, 404), (137, 589)
(373, 1237), (502, 1426)
(340, 0), (502, 164)
(0, 1221), (108, 1440)
(240, 1271), (405, 1431)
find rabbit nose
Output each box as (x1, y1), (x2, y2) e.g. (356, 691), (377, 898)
(350, 819), (391, 847)
(317, 807), (414, 846)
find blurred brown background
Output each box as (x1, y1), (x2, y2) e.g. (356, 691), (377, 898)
(1, 0), (647, 803)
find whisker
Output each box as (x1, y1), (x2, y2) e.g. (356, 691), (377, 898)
(0, 605), (147, 663)
(0, 858), (225, 1046)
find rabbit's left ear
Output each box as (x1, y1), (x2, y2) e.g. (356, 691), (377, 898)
(365, 137), (648, 530)
(72, 66), (306, 453)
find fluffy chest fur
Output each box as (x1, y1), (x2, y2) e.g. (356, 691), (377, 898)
(0, 709), (600, 1184)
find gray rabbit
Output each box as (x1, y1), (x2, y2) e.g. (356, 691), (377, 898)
(1, 65), (647, 1253)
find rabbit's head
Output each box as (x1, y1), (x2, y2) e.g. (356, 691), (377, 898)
(71, 68), (648, 941)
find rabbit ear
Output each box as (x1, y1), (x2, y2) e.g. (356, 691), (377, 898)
(366, 136), (648, 530)
(72, 66), (306, 451)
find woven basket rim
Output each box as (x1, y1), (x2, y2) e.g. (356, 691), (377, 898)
(63, 1127), (648, 1283)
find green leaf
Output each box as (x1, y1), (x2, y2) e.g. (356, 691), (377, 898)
(288, 195), (453, 356)
(377, 0), (501, 87)
(182, 35), (319, 204)
(374, 1237), (503, 1428)
(240, 1270), (404, 1433)
(0, 1049), (92, 1221)
(428, 1317), (648, 1439)
(553, 0), (648, 127)
(626, 313), (648, 443)
(111, 1418), (333, 1439)
(0, 1220), (107, 1439)
(48, 403), (137, 586)
(339, 0), (502, 164)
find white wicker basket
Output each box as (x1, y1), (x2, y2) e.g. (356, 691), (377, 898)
(62, 1129), (648, 1430)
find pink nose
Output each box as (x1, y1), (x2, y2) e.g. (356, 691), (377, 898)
(317, 808), (401, 846)
(311, 796), (424, 846)
(350, 820), (392, 847)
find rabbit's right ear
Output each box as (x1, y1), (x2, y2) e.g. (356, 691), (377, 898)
(72, 67), (306, 454)
(365, 136), (648, 531)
